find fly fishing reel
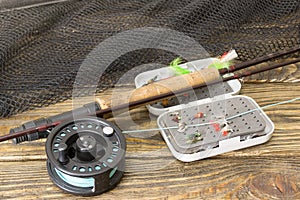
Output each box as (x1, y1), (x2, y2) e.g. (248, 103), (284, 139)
(45, 117), (126, 196)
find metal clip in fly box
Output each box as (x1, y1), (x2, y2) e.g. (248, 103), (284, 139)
(135, 58), (242, 116)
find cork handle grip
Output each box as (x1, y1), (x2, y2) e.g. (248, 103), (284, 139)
(110, 68), (221, 108)
(131, 68), (220, 102)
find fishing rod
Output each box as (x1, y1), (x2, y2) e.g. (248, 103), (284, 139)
(2, 46), (299, 196)
(2, 46), (300, 144)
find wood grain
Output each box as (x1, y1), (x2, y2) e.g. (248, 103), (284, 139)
(0, 67), (300, 199)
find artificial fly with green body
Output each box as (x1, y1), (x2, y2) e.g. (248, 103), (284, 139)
(208, 60), (232, 70)
(169, 57), (191, 75)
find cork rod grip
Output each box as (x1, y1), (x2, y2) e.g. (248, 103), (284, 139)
(109, 68), (221, 109)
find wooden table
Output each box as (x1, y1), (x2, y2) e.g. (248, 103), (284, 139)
(0, 60), (299, 199)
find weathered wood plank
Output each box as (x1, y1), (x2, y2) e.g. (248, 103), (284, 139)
(0, 157), (300, 199)
(0, 81), (299, 199)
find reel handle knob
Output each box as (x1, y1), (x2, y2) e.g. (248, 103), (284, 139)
(58, 143), (69, 164)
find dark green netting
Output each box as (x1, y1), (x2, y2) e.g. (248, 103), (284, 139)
(0, 0), (299, 117)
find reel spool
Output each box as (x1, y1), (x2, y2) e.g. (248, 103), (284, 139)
(45, 117), (126, 196)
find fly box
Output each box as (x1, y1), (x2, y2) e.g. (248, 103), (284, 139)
(157, 95), (274, 162)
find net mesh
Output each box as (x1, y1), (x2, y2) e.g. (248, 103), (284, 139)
(0, 0), (299, 118)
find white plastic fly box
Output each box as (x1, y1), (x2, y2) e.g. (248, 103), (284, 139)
(157, 95), (274, 162)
